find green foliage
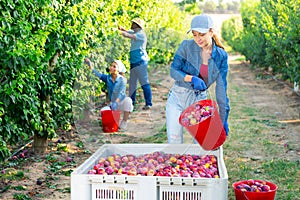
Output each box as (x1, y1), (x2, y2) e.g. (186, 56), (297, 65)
(222, 0), (300, 83)
(239, 0), (267, 66)
(180, 0), (198, 4)
(221, 16), (243, 52)
(183, 3), (201, 15)
(83, 0), (189, 67)
(74, 0), (188, 122)
(0, 140), (10, 161)
(199, 1), (218, 13)
(0, 168), (24, 181)
(0, 0), (189, 160)
(148, 27), (186, 65)
(258, 0), (300, 82)
(0, 0), (99, 160)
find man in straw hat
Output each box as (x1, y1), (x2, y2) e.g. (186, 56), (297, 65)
(118, 18), (153, 110)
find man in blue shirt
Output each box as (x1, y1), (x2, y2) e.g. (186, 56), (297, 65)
(118, 18), (153, 110)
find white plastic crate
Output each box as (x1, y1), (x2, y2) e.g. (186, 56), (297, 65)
(71, 144), (228, 200)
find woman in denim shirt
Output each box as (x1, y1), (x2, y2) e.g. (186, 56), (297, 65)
(85, 58), (133, 130)
(166, 14), (230, 144)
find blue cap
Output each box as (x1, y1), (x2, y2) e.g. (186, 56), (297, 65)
(187, 14), (214, 34)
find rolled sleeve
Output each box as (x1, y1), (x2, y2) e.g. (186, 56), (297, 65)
(170, 54), (188, 81)
(170, 40), (199, 89)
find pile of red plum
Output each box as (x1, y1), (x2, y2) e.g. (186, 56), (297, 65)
(235, 179), (272, 192)
(180, 104), (214, 126)
(88, 151), (220, 178)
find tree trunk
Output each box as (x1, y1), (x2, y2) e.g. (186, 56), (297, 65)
(82, 107), (93, 122)
(31, 50), (59, 155)
(33, 133), (48, 154)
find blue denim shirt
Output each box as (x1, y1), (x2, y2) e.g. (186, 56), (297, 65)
(128, 30), (149, 65)
(92, 69), (126, 102)
(170, 39), (230, 126)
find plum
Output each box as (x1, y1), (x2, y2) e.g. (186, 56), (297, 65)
(243, 184), (251, 191)
(105, 166), (114, 175)
(261, 185), (270, 192)
(66, 157), (73, 162)
(36, 179), (43, 185)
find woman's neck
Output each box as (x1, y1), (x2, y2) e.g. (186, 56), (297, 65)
(111, 73), (117, 81)
(202, 43), (212, 52)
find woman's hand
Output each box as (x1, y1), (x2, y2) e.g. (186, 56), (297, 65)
(84, 58), (93, 70)
(191, 76), (207, 91)
(110, 102), (118, 111)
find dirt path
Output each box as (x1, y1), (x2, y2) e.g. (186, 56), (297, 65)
(1, 54), (299, 200)
(228, 56), (300, 161)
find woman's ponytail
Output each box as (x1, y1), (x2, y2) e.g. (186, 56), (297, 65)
(211, 29), (225, 49)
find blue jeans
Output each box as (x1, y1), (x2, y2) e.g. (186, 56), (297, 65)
(166, 85), (207, 143)
(129, 63), (152, 106)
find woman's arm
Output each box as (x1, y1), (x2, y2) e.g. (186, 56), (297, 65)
(215, 53), (230, 134)
(170, 41), (189, 82)
(92, 69), (108, 82)
(84, 58), (108, 82)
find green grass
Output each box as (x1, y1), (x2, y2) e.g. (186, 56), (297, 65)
(140, 132), (167, 143)
(225, 156), (300, 199)
(13, 193), (32, 200)
(141, 125), (168, 143)
(235, 56), (246, 61)
(223, 68), (300, 199)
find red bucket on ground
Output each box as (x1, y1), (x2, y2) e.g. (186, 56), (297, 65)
(101, 109), (121, 133)
(179, 99), (226, 150)
(232, 180), (278, 200)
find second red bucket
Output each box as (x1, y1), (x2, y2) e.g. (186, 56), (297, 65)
(101, 109), (121, 133)
(232, 180), (278, 200)
(179, 99), (226, 150)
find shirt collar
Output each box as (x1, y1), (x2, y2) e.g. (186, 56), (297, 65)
(108, 74), (122, 81)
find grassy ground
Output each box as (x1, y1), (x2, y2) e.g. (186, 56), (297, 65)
(224, 76), (300, 199)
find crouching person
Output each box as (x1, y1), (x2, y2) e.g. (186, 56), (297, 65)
(85, 58), (133, 130)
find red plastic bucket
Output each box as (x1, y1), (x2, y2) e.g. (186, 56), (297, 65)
(101, 109), (121, 133)
(179, 99), (226, 150)
(232, 180), (278, 200)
